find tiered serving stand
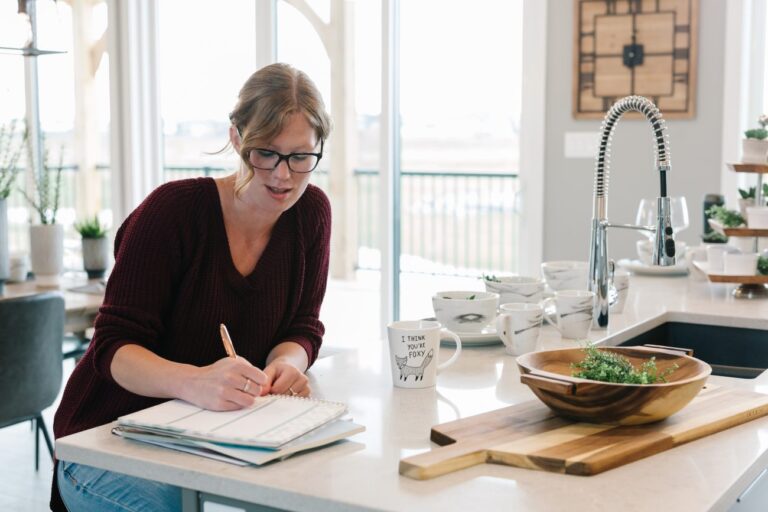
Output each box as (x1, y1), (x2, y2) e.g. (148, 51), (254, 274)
(702, 163), (768, 298)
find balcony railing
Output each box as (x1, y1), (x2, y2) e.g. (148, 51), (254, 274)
(166, 166), (520, 275)
(7, 165), (520, 276)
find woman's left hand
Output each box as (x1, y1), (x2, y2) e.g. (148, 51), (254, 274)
(262, 358), (311, 397)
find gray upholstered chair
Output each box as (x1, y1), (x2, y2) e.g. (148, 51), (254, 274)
(0, 293), (65, 469)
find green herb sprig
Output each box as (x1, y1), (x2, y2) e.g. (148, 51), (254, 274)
(481, 273), (502, 283)
(571, 343), (678, 384)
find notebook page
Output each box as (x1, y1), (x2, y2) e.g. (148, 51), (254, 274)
(213, 398), (325, 441)
(118, 396), (347, 447)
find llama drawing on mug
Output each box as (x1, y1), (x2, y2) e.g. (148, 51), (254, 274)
(395, 349), (434, 381)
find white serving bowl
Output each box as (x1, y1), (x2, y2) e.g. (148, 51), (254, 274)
(432, 291), (499, 333)
(541, 261), (589, 291)
(484, 276), (545, 304)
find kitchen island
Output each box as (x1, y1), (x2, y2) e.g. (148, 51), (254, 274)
(56, 275), (768, 511)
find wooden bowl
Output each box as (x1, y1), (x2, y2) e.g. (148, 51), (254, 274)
(516, 345), (711, 425)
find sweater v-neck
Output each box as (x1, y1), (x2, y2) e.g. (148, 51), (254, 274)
(204, 177), (290, 292)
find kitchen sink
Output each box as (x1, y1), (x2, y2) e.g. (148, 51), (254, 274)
(617, 322), (768, 379)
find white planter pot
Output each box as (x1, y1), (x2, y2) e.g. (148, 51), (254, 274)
(30, 224), (64, 287)
(741, 139), (768, 164)
(82, 236), (109, 278)
(0, 199), (8, 284)
(739, 197), (755, 218)
(729, 236), (757, 254)
(747, 206), (768, 229)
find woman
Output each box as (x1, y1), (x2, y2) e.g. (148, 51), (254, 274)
(52, 63), (332, 511)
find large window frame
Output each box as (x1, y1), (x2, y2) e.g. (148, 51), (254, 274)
(111, 0), (547, 329)
(721, 0), (768, 203)
(380, 0), (547, 324)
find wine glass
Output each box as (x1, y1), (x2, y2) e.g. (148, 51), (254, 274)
(635, 196), (690, 240)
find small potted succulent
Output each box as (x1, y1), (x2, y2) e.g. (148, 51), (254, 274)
(74, 215), (109, 278)
(741, 115), (768, 164)
(737, 184), (768, 216)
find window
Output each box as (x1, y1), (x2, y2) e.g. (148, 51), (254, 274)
(158, 0), (257, 181)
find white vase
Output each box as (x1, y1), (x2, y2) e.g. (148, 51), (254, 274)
(30, 223), (64, 287)
(0, 199), (8, 286)
(741, 139), (768, 164)
(82, 236), (109, 278)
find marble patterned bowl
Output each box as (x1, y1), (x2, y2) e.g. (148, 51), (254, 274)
(484, 276), (545, 304)
(516, 345), (711, 425)
(432, 291), (499, 333)
(541, 261), (589, 291)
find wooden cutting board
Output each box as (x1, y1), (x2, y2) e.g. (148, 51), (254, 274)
(399, 385), (768, 479)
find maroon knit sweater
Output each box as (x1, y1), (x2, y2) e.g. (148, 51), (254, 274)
(51, 178), (330, 509)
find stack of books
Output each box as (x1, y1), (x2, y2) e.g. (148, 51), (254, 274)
(112, 395), (364, 466)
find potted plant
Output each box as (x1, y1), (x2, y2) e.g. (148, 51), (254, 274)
(20, 146), (64, 287)
(0, 120), (27, 290)
(737, 184), (768, 216)
(74, 215), (109, 278)
(741, 115), (768, 164)
(700, 231), (727, 244)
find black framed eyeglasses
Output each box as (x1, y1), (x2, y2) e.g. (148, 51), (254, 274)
(247, 140), (324, 174)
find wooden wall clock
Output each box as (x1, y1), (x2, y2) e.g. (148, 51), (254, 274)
(573, 0), (698, 119)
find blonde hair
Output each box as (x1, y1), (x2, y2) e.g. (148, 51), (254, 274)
(228, 63), (332, 195)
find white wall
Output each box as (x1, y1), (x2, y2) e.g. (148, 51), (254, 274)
(542, 1), (727, 261)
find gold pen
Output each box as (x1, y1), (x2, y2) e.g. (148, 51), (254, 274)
(219, 323), (237, 358)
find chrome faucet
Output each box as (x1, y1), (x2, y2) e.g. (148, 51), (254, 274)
(589, 95), (676, 329)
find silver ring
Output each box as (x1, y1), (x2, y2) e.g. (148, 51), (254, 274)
(242, 377), (251, 394)
(289, 387), (297, 396)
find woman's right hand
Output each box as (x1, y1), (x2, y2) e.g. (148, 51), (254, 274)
(181, 357), (268, 411)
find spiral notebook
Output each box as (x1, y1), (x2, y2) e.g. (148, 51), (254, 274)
(117, 395), (348, 449)
(112, 419), (364, 466)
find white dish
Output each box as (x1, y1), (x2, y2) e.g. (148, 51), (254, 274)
(692, 260), (718, 276)
(617, 258), (689, 276)
(440, 325), (501, 347)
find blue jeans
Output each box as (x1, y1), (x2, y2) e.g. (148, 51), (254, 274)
(57, 461), (182, 512)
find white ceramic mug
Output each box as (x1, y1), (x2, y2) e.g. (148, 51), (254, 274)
(432, 291), (499, 333)
(484, 276), (545, 304)
(610, 270), (630, 314)
(707, 245), (740, 273)
(387, 320), (462, 389)
(542, 290), (595, 339)
(496, 303), (543, 356)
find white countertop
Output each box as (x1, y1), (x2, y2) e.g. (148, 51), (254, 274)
(56, 275), (768, 512)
